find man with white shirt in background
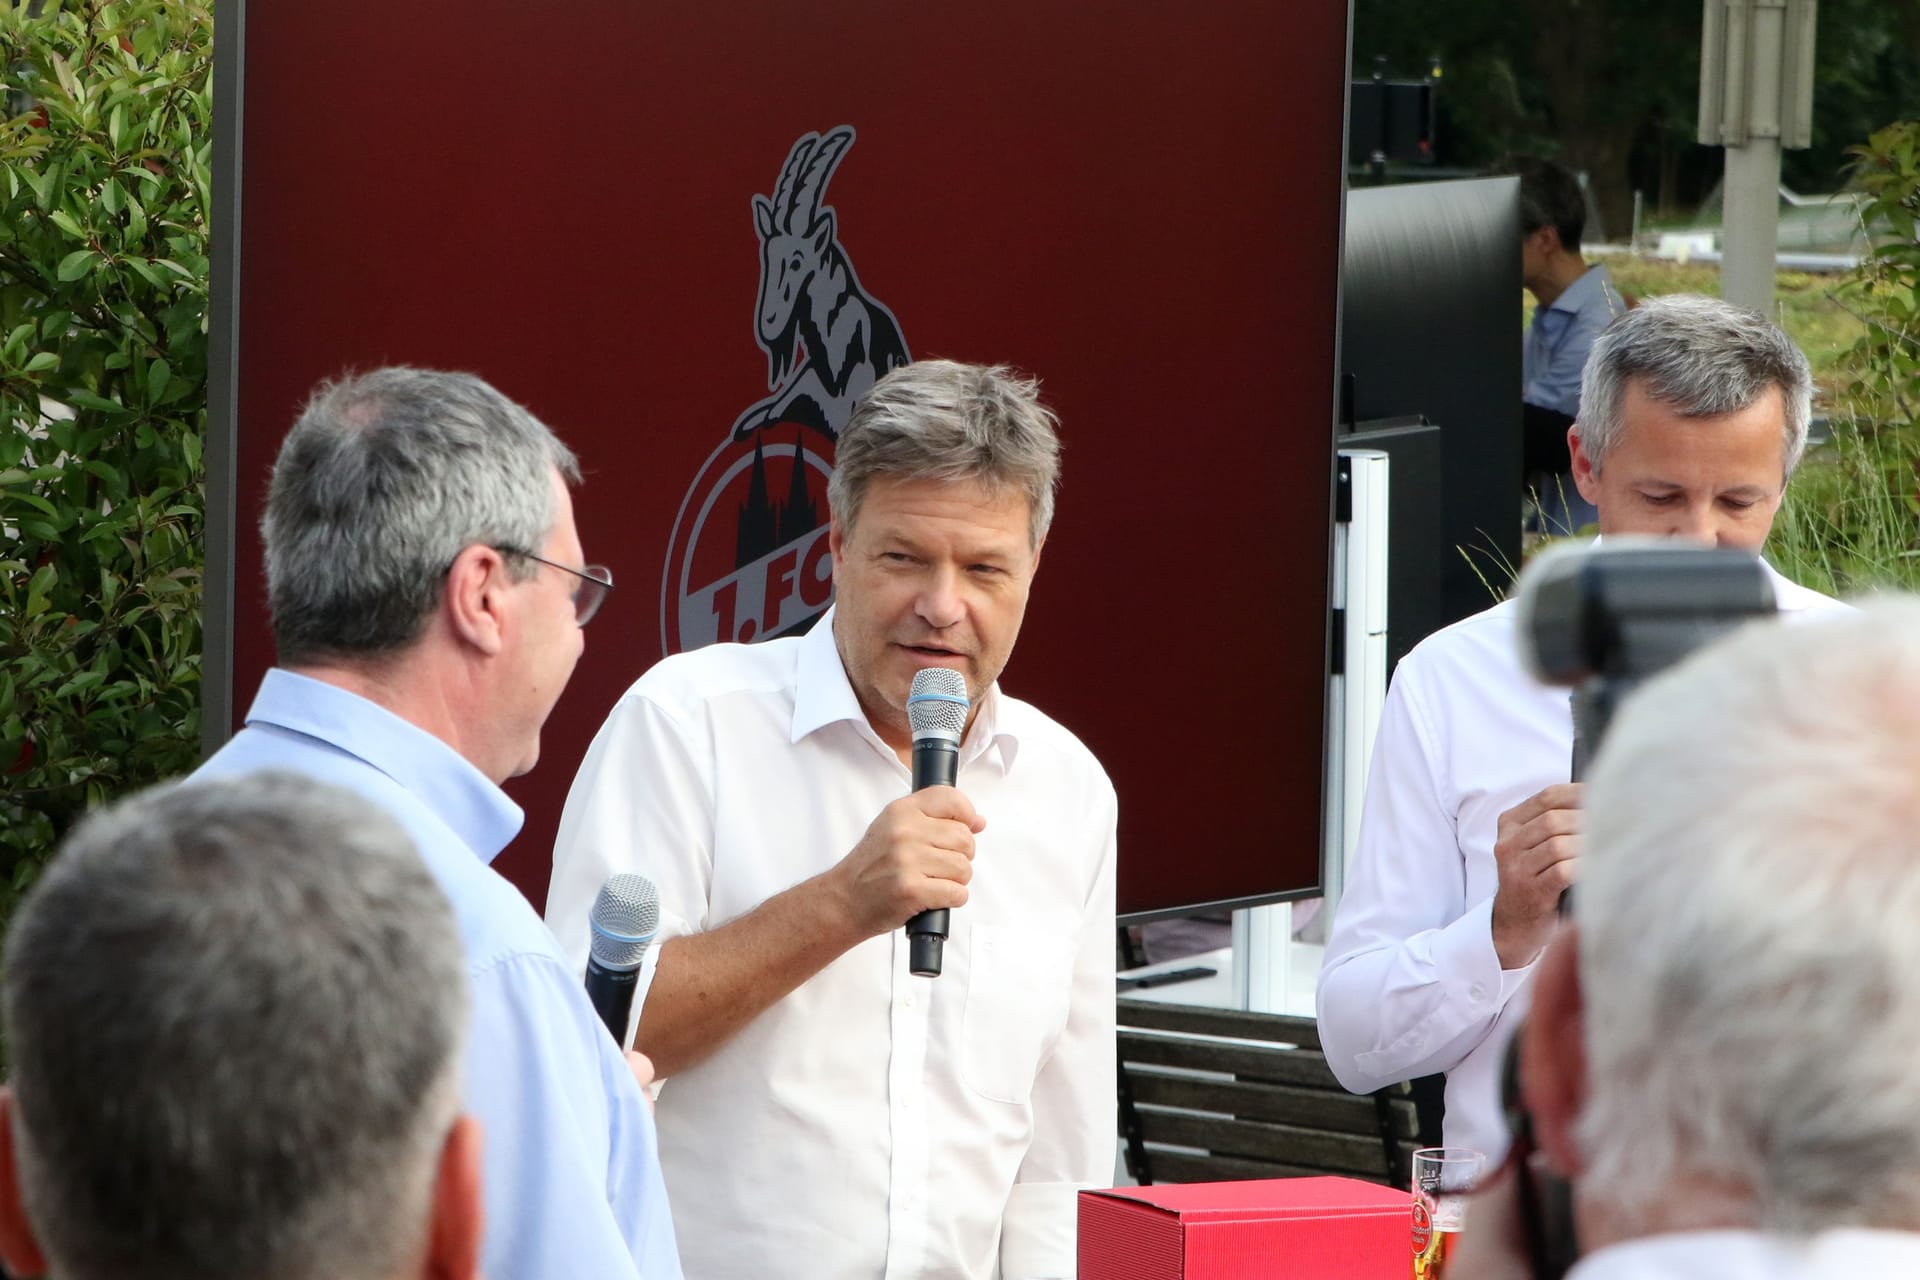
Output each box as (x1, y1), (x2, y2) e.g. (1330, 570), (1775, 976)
(1454, 601), (1920, 1279)
(549, 359), (1117, 1280)
(1316, 295), (1839, 1169)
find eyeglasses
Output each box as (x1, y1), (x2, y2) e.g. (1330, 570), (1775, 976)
(495, 547), (614, 627)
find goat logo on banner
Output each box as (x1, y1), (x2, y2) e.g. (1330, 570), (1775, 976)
(660, 126), (911, 657)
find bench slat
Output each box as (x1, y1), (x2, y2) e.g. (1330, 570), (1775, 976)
(1133, 1107), (1396, 1176)
(1142, 1149), (1403, 1188)
(1125, 1068), (1418, 1139)
(1118, 1031), (1342, 1090)
(1117, 998), (1322, 1049)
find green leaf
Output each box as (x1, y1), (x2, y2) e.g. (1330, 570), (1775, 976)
(55, 248), (98, 282)
(23, 352), (58, 373)
(24, 565), (55, 616)
(64, 389), (124, 413)
(146, 357), (170, 404)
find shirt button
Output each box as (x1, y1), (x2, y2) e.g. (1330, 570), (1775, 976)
(903, 993), (915, 1008)
(1469, 983), (1488, 1001)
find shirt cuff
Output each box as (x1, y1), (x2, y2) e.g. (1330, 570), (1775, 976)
(1430, 895), (1513, 1011)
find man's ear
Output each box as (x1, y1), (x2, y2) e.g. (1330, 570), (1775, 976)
(0, 1090), (50, 1278)
(827, 516), (847, 584)
(1568, 427), (1602, 507)
(1030, 531), (1046, 575)
(1521, 928), (1588, 1179)
(424, 1114), (483, 1280)
(442, 545), (512, 657)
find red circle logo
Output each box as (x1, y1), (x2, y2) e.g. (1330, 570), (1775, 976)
(660, 428), (837, 657)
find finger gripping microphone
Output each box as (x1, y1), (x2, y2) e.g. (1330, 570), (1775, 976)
(585, 872), (660, 1044)
(906, 667), (969, 977)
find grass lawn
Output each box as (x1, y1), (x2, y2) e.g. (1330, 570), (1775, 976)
(1525, 256), (1866, 404)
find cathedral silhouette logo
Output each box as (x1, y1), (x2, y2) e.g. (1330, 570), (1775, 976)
(661, 126), (911, 656)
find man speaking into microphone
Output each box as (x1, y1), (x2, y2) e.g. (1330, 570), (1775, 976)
(548, 360), (1117, 1279)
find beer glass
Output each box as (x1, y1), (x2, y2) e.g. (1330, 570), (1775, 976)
(1411, 1146), (1484, 1280)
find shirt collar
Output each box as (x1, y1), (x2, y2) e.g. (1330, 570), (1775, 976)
(1547, 262), (1617, 317)
(791, 607), (1023, 771)
(244, 668), (525, 863)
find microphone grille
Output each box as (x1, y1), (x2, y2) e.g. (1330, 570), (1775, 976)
(907, 668), (969, 741)
(589, 872), (659, 971)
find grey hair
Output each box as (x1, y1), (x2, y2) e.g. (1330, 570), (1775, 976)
(1577, 599), (1920, 1233)
(1577, 294), (1812, 478)
(264, 366), (580, 664)
(827, 359), (1061, 546)
(3, 772), (468, 1280)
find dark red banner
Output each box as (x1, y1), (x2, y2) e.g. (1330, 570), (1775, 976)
(226, 0), (1350, 917)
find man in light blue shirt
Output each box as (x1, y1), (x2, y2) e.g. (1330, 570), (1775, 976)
(1519, 158), (1625, 535)
(196, 368), (681, 1279)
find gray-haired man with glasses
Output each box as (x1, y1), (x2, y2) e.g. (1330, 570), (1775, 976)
(196, 367), (681, 1279)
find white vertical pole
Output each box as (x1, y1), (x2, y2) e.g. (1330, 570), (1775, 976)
(1241, 902), (1295, 1014)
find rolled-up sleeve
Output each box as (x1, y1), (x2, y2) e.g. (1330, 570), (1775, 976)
(548, 687), (715, 1046)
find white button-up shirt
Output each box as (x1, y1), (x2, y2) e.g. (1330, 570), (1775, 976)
(1317, 560), (1836, 1166)
(547, 609), (1118, 1279)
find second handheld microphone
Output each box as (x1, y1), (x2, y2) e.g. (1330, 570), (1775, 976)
(906, 667), (969, 977)
(585, 872), (660, 1044)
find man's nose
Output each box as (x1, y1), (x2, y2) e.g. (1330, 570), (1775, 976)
(1674, 502), (1718, 545)
(915, 568), (965, 629)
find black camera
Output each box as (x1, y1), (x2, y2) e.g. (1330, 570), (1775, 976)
(1499, 539), (1780, 1280)
(1517, 538), (1779, 779)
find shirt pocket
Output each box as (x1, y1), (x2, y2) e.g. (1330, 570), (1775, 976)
(960, 922), (1074, 1105)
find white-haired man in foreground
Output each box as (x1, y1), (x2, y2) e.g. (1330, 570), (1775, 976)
(1459, 599), (1920, 1277)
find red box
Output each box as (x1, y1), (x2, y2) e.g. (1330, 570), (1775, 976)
(1079, 1177), (1412, 1279)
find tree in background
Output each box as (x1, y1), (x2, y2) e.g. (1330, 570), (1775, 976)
(1354, 0), (1920, 230)
(0, 0), (210, 909)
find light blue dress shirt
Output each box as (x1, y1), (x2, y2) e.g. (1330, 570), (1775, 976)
(196, 669), (682, 1280)
(1523, 262), (1624, 419)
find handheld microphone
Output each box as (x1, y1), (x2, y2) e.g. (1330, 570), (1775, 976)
(584, 872), (660, 1044)
(906, 667), (968, 977)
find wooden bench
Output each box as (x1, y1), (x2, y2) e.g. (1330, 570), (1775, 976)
(1116, 997), (1424, 1188)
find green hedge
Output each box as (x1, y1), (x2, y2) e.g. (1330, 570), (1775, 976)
(0, 0), (211, 907)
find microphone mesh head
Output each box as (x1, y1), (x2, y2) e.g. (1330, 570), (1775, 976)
(589, 873), (660, 971)
(907, 668), (969, 742)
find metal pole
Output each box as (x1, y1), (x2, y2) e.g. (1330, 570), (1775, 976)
(1716, 0), (1789, 313)
(1721, 138), (1781, 311)
(203, 0), (245, 756)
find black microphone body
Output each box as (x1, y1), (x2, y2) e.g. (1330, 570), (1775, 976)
(904, 667), (969, 977)
(906, 735), (960, 976)
(585, 957), (641, 1042)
